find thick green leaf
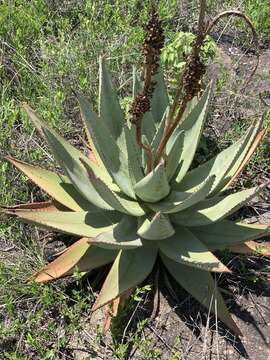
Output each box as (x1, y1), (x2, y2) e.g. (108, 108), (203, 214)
(5, 157), (95, 211)
(165, 130), (185, 180)
(166, 96), (199, 151)
(81, 159), (145, 216)
(134, 161), (170, 202)
(174, 84), (212, 184)
(78, 94), (135, 198)
(33, 239), (117, 282)
(99, 57), (125, 139)
(221, 118), (264, 191)
(79, 100), (108, 173)
(124, 125), (144, 185)
(161, 253), (241, 335)
(158, 226), (229, 272)
(223, 129), (266, 191)
(92, 245), (157, 311)
(191, 220), (270, 250)
(91, 216), (143, 249)
(4, 209), (121, 238)
(137, 212), (175, 240)
(23, 104), (117, 202)
(43, 128), (115, 210)
(171, 184), (266, 227)
(177, 119), (261, 194)
(150, 67), (169, 126)
(141, 134), (151, 171)
(151, 106), (169, 154)
(142, 112), (157, 144)
(150, 175), (215, 214)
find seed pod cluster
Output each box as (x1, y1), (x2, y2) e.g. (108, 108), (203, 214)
(130, 94), (150, 124)
(130, 4), (164, 125)
(182, 53), (206, 101)
(143, 5), (165, 74)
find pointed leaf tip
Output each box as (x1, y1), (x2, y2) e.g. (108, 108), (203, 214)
(134, 161), (170, 203)
(92, 246), (157, 311)
(31, 239), (117, 283)
(138, 212), (175, 240)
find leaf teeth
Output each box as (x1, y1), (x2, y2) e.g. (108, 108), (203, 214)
(81, 158), (145, 217)
(31, 239), (117, 283)
(78, 94), (135, 198)
(150, 175), (215, 214)
(174, 84), (212, 183)
(192, 220), (270, 251)
(158, 226), (230, 272)
(4, 156), (95, 212)
(171, 182), (269, 227)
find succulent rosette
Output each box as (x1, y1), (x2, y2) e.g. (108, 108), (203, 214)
(2, 56), (270, 335)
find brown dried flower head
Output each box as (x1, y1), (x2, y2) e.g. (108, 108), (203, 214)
(130, 3), (165, 125)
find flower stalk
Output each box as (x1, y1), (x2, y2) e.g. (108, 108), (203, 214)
(155, 0), (207, 164)
(130, 2), (164, 173)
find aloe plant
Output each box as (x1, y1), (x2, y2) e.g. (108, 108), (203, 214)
(1, 4), (270, 336)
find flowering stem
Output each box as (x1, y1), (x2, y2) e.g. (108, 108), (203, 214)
(155, 0), (207, 164)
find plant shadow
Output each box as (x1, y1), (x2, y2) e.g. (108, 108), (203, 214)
(49, 235), (270, 359)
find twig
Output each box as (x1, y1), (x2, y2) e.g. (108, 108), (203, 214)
(120, 299), (141, 345)
(147, 324), (175, 351)
(0, 245), (15, 252)
(150, 261), (160, 321)
(205, 10), (259, 89)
